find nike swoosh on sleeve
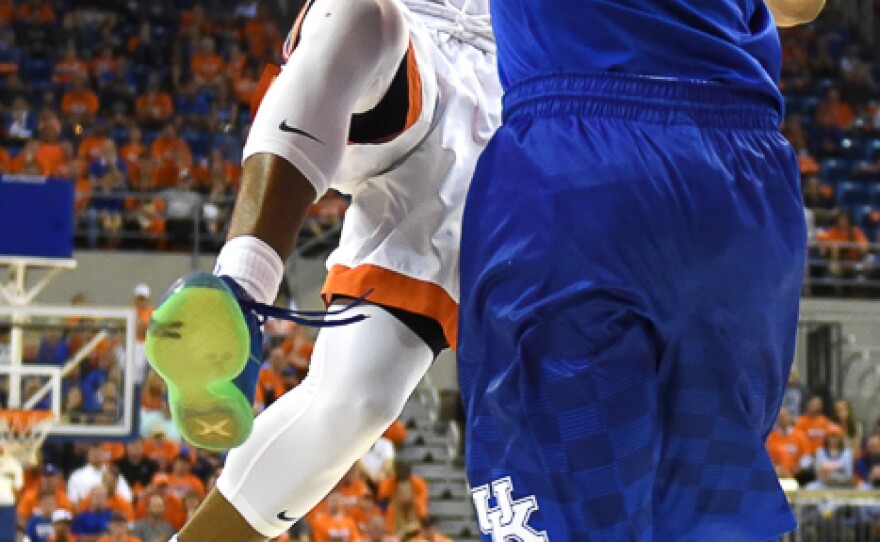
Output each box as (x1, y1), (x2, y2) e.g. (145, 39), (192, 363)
(278, 120), (323, 144)
(277, 510), (299, 522)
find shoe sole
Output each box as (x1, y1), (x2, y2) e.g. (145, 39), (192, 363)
(145, 275), (254, 450)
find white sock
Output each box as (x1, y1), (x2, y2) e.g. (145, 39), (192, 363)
(168, 536), (178, 542)
(214, 235), (285, 305)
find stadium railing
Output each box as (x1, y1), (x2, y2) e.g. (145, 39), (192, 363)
(784, 489), (880, 542)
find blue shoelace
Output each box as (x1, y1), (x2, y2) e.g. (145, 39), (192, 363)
(239, 290), (373, 328)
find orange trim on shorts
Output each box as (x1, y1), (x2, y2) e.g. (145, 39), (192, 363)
(322, 263), (458, 349)
(351, 42), (423, 145)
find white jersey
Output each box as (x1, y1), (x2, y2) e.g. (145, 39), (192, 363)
(245, 0), (501, 345)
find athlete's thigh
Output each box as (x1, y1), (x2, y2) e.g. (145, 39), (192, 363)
(460, 116), (668, 541)
(649, 125), (803, 540)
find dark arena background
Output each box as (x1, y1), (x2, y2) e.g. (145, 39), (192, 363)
(0, 0), (879, 541)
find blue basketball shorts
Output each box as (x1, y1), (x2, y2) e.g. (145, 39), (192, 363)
(458, 73), (805, 541)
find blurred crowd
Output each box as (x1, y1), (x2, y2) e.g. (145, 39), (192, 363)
(768, 373), (880, 535)
(0, 0), (347, 252)
(778, 4), (880, 295)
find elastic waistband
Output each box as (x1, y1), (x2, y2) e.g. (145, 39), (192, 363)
(502, 73), (781, 129)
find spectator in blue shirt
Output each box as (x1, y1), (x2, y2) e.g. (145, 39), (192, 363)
(856, 435), (880, 489)
(174, 78), (210, 132)
(24, 491), (57, 542)
(71, 485), (113, 537)
(38, 327), (70, 366)
(87, 141), (129, 245)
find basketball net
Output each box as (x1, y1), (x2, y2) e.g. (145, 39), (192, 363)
(0, 410), (56, 466)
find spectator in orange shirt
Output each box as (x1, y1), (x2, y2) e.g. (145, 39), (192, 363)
(766, 407), (812, 481)
(384, 480), (423, 538)
(415, 517), (452, 542)
(280, 326), (315, 377)
(78, 123), (112, 170)
(54, 44), (88, 86)
(0, 0), (14, 23)
(243, 4), (282, 58)
(362, 516), (398, 542)
(135, 78), (174, 129)
(378, 461), (428, 519)
(194, 148), (236, 191)
(0, 146), (10, 173)
(76, 470), (134, 521)
(133, 283), (153, 381)
(17, 465), (72, 526)
(305, 191), (348, 239)
(348, 491), (384, 535)
(179, 4), (213, 36)
(90, 45), (116, 83)
(815, 88), (856, 131)
(142, 425), (181, 472)
(166, 456), (205, 501)
(816, 210), (869, 280)
(149, 123), (193, 189)
(53, 141), (79, 179)
(71, 485), (115, 538)
(120, 126), (147, 189)
(140, 370), (168, 413)
(382, 420), (408, 447)
(310, 491), (361, 542)
(802, 175), (838, 228)
(101, 443), (126, 464)
(35, 112), (67, 175)
(16, 0), (55, 24)
(232, 62), (260, 107)
(61, 75), (100, 126)
(337, 465), (371, 509)
(96, 512), (141, 542)
(10, 140), (44, 174)
(132, 475), (185, 530)
(255, 347), (290, 412)
(190, 37), (226, 87)
(795, 395), (833, 454)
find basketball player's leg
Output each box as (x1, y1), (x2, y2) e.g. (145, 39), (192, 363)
(186, 303), (435, 540)
(155, 0), (414, 539)
(148, 0), (411, 449)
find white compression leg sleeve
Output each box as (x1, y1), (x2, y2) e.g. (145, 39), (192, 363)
(216, 304), (434, 537)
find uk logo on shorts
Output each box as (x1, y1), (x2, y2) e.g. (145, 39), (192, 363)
(471, 477), (549, 542)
